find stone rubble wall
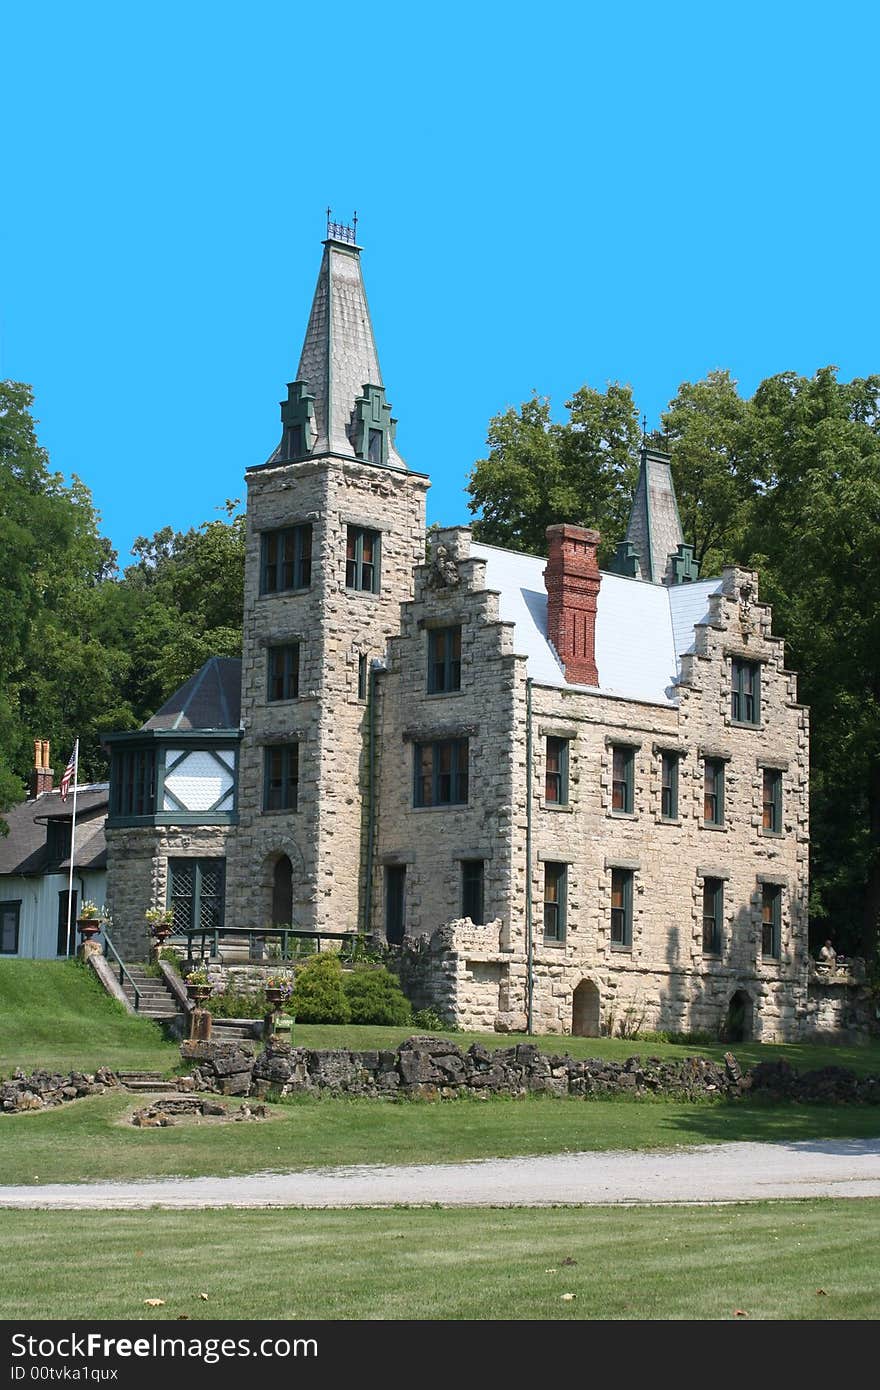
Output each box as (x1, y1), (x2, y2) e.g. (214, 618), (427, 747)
(1, 1067), (119, 1111)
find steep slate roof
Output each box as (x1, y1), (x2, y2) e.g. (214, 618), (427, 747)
(265, 236), (406, 469)
(0, 786), (109, 876)
(471, 542), (721, 707)
(143, 657), (242, 731)
(623, 447), (686, 583)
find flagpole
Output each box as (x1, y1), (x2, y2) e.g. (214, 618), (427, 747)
(65, 739), (79, 957)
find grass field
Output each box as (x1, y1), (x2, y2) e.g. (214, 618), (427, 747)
(2, 1201), (878, 1319)
(3, 960), (880, 1079)
(3, 1090), (880, 1186)
(0, 960), (178, 1075)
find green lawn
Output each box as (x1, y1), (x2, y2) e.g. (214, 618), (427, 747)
(3, 1090), (880, 1186)
(0, 960), (179, 1076)
(2, 1201), (878, 1319)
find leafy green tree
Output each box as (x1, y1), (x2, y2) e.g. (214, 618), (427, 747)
(467, 385), (641, 560)
(0, 382), (119, 811)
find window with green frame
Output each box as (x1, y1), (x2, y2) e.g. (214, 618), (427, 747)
(611, 745), (634, 814)
(260, 524), (312, 594)
(413, 739), (469, 807)
(702, 877), (723, 955)
(703, 758), (725, 826)
(267, 643), (300, 702)
(168, 859), (225, 936)
(0, 900), (21, 954)
(545, 737), (570, 805)
(610, 868), (633, 947)
(660, 751), (679, 820)
(346, 526), (381, 593)
(427, 626), (462, 693)
(761, 883), (782, 958)
(762, 767), (782, 833)
(263, 744), (299, 811)
(543, 862), (567, 942)
(110, 747), (157, 818)
(731, 658), (760, 725)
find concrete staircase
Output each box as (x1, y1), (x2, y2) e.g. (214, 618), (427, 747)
(210, 1017), (262, 1043)
(121, 965), (183, 1023)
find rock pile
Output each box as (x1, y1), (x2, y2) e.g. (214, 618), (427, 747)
(1, 1067), (118, 1112)
(131, 1097), (269, 1126)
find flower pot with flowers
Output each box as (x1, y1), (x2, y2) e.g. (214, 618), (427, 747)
(146, 906), (175, 946)
(185, 968), (213, 1006)
(76, 901), (105, 942)
(264, 975), (294, 1009)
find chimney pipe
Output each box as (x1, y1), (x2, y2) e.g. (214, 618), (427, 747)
(30, 739), (54, 798)
(543, 524), (601, 686)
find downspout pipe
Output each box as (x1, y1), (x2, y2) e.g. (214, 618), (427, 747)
(525, 676), (534, 1034)
(363, 659), (385, 935)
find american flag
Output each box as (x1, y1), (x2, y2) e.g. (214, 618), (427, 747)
(59, 741), (78, 803)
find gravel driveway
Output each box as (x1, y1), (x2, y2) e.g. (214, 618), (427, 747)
(2, 1138), (880, 1209)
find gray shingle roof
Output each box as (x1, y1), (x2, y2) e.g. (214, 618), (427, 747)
(0, 786), (109, 877)
(142, 657), (242, 731)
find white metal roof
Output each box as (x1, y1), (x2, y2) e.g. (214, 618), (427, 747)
(470, 542), (722, 707)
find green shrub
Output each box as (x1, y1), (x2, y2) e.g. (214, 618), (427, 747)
(207, 986), (267, 1018)
(343, 965), (412, 1026)
(290, 954), (351, 1024)
(412, 1006), (455, 1032)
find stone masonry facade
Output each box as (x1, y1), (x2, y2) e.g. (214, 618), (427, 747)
(103, 226), (815, 1042)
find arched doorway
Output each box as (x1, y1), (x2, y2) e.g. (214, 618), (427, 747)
(724, 989), (754, 1043)
(572, 979), (601, 1037)
(272, 854), (293, 927)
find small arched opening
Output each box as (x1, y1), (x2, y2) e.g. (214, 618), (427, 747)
(271, 854), (294, 927)
(572, 979), (601, 1037)
(724, 988), (754, 1043)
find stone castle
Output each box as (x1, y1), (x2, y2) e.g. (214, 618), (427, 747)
(104, 220), (810, 1041)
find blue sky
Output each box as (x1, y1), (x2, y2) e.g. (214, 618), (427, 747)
(2, 1), (877, 563)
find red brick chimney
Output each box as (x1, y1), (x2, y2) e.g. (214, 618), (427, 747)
(543, 524), (601, 685)
(30, 739), (54, 798)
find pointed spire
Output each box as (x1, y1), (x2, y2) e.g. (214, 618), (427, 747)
(266, 216), (406, 469)
(616, 434), (691, 584)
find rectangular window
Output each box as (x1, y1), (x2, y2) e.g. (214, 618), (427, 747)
(385, 865), (406, 945)
(610, 868), (633, 948)
(110, 748), (157, 819)
(461, 859), (485, 924)
(427, 626), (462, 694)
(283, 423), (304, 459)
(0, 900), (21, 955)
(545, 737), (570, 805)
(358, 653), (368, 701)
(368, 428), (384, 466)
(168, 859), (226, 936)
(543, 862), (567, 942)
(660, 752), (679, 820)
(611, 745), (634, 814)
(263, 744), (299, 811)
(704, 758), (725, 826)
(762, 768), (782, 833)
(267, 643), (300, 702)
(346, 526), (381, 593)
(762, 883), (782, 958)
(413, 739), (469, 807)
(260, 524), (312, 595)
(702, 877), (723, 955)
(731, 658), (760, 725)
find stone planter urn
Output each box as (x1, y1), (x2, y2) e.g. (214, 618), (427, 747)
(77, 917), (102, 943)
(186, 983), (212, 1006)
(150, 924), (173, 947)
(265, 987), (286, 1008)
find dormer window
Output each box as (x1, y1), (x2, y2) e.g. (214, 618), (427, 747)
(368, 429), (383, 465)
(284, 424), (305, 460)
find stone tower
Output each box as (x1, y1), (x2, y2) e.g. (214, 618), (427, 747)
(225, 219), (429, 935)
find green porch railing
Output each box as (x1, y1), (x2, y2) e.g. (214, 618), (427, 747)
(169, 926), (370, 965)
(103, 930), (141, 1011)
